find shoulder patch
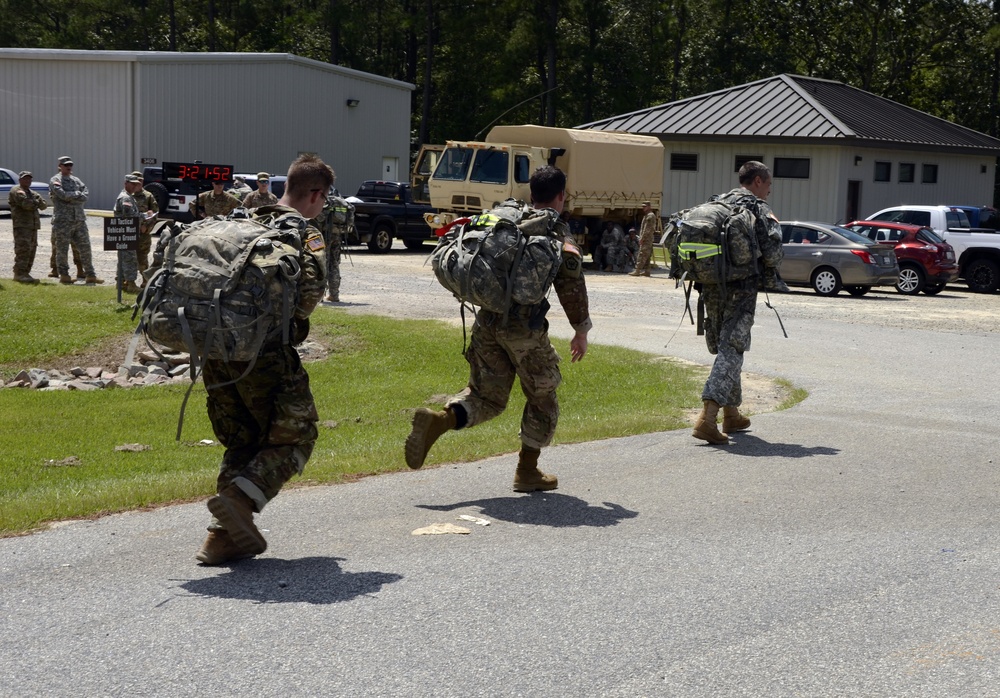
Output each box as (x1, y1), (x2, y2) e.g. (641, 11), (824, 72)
(306, 233), (326, 252)
(563, 241), (582, 258)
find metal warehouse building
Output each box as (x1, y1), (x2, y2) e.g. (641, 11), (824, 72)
(0, 48), (413, 208)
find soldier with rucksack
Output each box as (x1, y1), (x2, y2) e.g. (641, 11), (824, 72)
(675, 160), (784, 445)
(405, 165), (591, 492)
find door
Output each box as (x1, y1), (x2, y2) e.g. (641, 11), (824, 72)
(382, 157), (399, 182)
(847, 180), (861, 222)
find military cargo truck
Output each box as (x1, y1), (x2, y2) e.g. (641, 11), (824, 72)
(420, 125), (664, 254)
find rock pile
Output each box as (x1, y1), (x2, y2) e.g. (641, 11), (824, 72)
(3, 350), (193, 391)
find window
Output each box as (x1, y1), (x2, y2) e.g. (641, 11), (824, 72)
(469, 149), (508, 185)
(899, 163), (915, 183)
(874, 161), (891, 182)
(0, 170), (13, 185)
(433, 147), (473, 181)
(922, 164), (938, 184)
(670, 153), (698, 171)
(735, 155), (763, 172)
(514, 155), (531, 183)
(773, 157), (810, 179)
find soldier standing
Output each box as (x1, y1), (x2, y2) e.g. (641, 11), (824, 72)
(192, 180), (243, 219)
(311, 187), (354, 303)
(693, 161), (784, 445)
(405, 165), (591, 492)
(229, 175), (252, 202)
(242, 172), (279, 210)
(113, 173), (142, 295)
(629, 201), (657, 277)
(49, 156), (103, 285)
(130, 170), (159, 276)
(8, 171), (46, 284)
(194, 154), (333, 566)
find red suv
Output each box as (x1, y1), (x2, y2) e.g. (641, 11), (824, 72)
(846, 221), (959, 295)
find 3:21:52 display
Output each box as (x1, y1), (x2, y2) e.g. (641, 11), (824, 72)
(163, 162), (234, 183)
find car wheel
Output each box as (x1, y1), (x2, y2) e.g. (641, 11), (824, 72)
(923, 282), (946, 295)
(895, 264), (925, 295)
(811, 267), (842, 296)
(964, 258), (1000, 293)
(367, 224), (393, 253)
(144, 182), (169, 214)
(403, 238), (427, 251)
(844, 285), (870, 297)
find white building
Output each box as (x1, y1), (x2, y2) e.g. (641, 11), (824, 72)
(580, 74), (1000, 223)
(0, 49), (413, 207)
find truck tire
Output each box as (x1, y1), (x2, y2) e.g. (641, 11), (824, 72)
(144, 182), (169, 214)
(403, 238), (427, 251)
(811, 267), (842, 296)
(895, 264), (925, 295)
(368, 223), (393, 253)
(964, 258), (1000, 293)
(844, 285), (870, 297)
(922, 282), (946, 295)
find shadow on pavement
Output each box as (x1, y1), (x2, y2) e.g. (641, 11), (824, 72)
(726, 432), (841, 458)
(416, 493), (639, 528)
(179, 556), (402, 604)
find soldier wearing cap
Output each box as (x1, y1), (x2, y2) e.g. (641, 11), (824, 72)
(113, 173), (143, 294)
(7, 170), (47, 283)
(192, 178), (243, 220)
(129, 171), (159, 274)
(49, 156), (103, 285)
(243, 172), (279, 210)
(629, 200), (658, 277)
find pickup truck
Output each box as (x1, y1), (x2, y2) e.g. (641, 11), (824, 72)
(867, 205), (1000, 292)
(351, 180), (437, 253)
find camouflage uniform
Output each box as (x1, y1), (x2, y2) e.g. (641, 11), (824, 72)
(633, 210), (657, 274)
(229, 179), (252, 202)
(202, 204), (327, 525)
(600, 224), (628, 272)
(133, 188), (159, 273)
(242, 190), (278, 210)
(311, 193), (354, 302)
(49, 171), (96, 278)
(113, 188), (140, 285)
(194, 189), (243, 218)
(445, 212), (591, 450)
(8, 184), (46, 278)
(700, 187), (783, 407)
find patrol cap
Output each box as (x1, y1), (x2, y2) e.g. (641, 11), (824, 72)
(256, 172), (270, 181)
(125, 173), (141, 183)
(18, 170), (32, 179)
(58, 156), (74, 166)
(130, 170), (144, 180)
(641, 200), (651, 206)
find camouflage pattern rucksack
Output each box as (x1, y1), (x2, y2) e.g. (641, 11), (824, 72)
(430, 199), (563, 322)
(132, 211), (306, 372)
(665, 197), (758, 284)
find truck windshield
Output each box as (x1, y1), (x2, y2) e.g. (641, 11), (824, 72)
(434, 148), (473, 181)
(470, 149), (509, 185)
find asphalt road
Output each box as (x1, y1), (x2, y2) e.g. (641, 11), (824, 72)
(2, 227), (999, 697)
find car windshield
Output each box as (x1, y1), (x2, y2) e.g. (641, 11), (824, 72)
(829, 225), (876, 245)
(433, 147), (473, 181)
(917, 228), (944, 244)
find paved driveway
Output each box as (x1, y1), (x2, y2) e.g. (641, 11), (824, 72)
(2, 235), (998, 696)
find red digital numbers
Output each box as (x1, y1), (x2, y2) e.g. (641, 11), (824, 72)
(163, 162), (233, 183)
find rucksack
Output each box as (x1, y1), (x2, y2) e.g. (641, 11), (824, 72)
(665, 197), (759, 284)
(130, 210), (306, 376)
(430, 199), (563, 323)
(324, 193), (355, 229)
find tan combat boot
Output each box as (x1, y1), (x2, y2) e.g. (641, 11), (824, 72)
(722, 406), (751, 434)
(195, 529), (258, 565)
(513, 445), (558, 492)
(85, 275), (105, 285)
(59, 274), (74, 284)
(692, 400), (728, 444)
(123, 280), (139, 294)
(206, 485), (267, 557)
(75, 262), (85, 280)
(405, 407), (457, 469)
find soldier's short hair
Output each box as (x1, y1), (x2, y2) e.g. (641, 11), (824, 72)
(738, 160), (771, 186)
(285, 154), (334, 199)
(529, 166), (566, 207)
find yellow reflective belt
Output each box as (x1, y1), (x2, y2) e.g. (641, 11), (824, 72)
(471, 213), (500, 228)
(678, 242), (722, 259)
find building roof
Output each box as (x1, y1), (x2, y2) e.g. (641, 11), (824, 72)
(0, 48), (414, 91)
(579, 74), (1000, 154)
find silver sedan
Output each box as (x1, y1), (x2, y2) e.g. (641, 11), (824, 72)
(779, 221), (899, 296)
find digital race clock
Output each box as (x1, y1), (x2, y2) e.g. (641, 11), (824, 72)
(162, 162), (234, 183)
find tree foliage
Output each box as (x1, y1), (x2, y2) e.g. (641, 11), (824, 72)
(1, 0), (998, 145)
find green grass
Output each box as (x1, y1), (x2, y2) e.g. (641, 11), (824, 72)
(0, 281), (801, 535)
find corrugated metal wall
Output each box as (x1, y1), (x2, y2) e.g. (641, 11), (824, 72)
(660, 140), (995, 224)
(1, 51), (413, 207)
(0, 55), (132, 209)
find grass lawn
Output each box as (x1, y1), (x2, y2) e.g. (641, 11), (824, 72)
(0, 282), (797, 536)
